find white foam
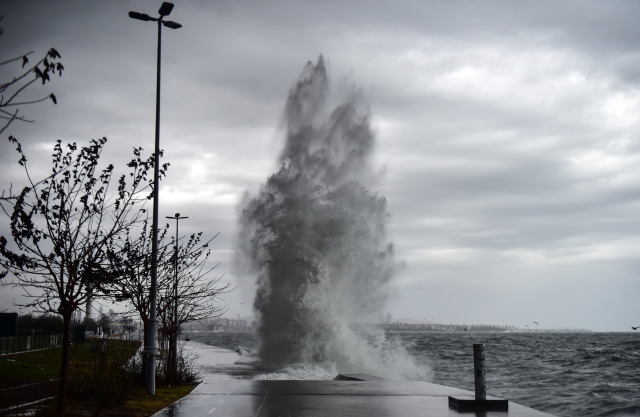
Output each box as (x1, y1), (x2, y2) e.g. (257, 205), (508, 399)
(254, 363), (336, 380)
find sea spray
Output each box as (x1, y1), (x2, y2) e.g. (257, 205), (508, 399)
(237, 56), (429, 381)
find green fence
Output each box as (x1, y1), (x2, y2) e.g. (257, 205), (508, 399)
(0, 334), (62, 354)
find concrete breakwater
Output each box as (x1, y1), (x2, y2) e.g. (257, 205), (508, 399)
(152, 341), (555, 417)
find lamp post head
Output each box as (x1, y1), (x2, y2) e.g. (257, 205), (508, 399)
(166, 213), (188, 219)
(163, 20), (182, 29)
(129, 11), (153, 21)
(129, 4), (181, 28)
(158, 2), (174, 17)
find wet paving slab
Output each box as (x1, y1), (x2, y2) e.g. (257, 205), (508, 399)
(154, 342), (555, 417)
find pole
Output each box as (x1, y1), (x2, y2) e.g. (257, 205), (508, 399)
(129, 3), (181, 395)
(167, 216), (178, 379)
(473, 344), (486, 401)
(165, 213), (187, 379)
(173, 216), (178, 375)
(143, 16), (162, 397)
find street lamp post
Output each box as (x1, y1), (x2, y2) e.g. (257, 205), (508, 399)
(128, 2), (182, 396)
(165, 213), (187, 379)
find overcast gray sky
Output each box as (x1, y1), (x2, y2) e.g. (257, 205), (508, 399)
(1, 1), (638, 331)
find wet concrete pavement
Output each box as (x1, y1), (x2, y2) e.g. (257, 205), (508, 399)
(153, 342), (555, 417)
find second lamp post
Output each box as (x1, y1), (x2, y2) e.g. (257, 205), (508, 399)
(166, 212), (187, 379)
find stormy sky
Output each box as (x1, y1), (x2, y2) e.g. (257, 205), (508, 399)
(0, 1), (638, 331)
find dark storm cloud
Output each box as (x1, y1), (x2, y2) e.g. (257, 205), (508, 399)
(0, 1), (638, 330)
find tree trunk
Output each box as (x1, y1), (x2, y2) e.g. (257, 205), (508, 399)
(169, 332), (177, 383)
(56, 312), (72, 416)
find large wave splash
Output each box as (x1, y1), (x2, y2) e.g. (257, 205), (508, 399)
(236, 56), (429, 381)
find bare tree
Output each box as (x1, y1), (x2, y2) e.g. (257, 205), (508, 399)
(97, 312), (113, 336)
(120, 316), (136, 340)
(0, 16), (64, 136)
(0, 15), (66, 209)
(0, 137), (165, 416)
(101, 219), (170, 382)
(161, 231), (232, 381)
(107, 221), (232, 382)
(1, 136), (73, 213)
(106, 219), (171, 330)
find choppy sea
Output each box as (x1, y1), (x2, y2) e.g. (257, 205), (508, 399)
(185, 331), (640, 417)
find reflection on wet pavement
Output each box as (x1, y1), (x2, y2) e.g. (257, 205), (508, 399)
(154, 342), (555, 417)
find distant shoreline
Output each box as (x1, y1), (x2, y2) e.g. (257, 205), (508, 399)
(376, 323), (593, 332)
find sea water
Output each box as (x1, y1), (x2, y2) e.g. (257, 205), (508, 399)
(186, 330), (640, 417)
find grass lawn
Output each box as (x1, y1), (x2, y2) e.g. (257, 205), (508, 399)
(0, 340), (199, 416)
(124, 386), (197, 416)
(0, 346), (64, 388)
(0, 341), (105, 387)
(61, 385), (197, 417)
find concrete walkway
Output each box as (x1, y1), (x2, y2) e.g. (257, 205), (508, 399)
(153, 341), (555, 417)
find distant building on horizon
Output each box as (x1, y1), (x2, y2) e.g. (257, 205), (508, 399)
(71, 310), (83, 322)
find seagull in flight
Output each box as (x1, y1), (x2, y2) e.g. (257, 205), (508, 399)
(533, 322), (538, 326)
(240, 302), (245, 305)
(631, 326), (639, 330)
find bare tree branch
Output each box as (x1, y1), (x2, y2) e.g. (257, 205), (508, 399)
(105, 221), (232, 381)
(0, 137), (163, 413)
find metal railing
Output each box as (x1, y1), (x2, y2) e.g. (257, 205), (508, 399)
(0, 334), (62, 354)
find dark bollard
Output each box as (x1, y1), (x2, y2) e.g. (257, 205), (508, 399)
(473, 343), (486, 400)
(448, 344), (508, 412)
